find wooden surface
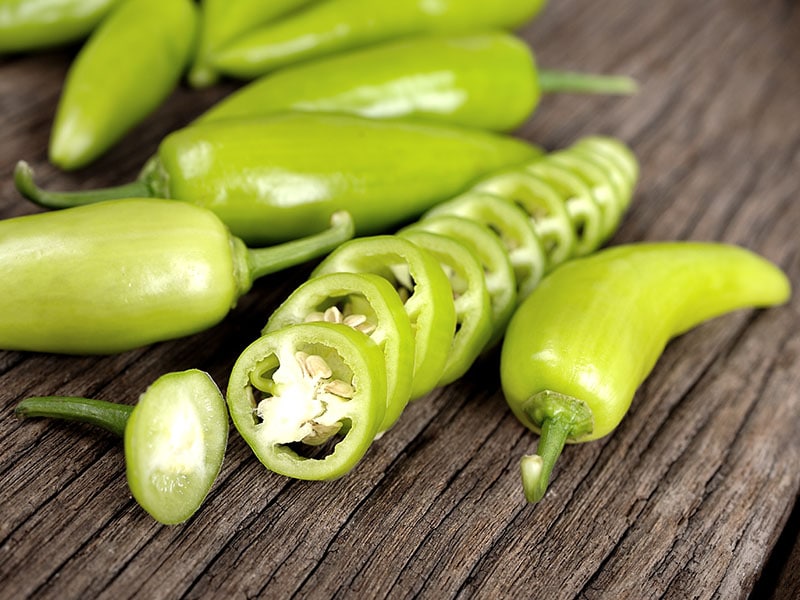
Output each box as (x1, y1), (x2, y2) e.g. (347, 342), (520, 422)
(1, 0), (799, 597)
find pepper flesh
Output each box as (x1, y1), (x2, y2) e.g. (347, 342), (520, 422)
(49, 0), (198, 170)
(0, 0), (120, 53)
(500, 242), (792, 503)
(212, 0), (548, 79)
(15, 369), (228, 525)
(0, 198), (352, 354)
(19, 113), (540, 246)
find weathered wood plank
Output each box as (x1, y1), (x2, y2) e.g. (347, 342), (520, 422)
(0, 0), (798, 597)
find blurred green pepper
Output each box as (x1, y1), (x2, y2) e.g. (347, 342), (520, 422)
(19, 113), (540, 245)
(198, 32), (636, 132)
(0, 0), (120, 54)
(49, 0), (198, 170)
(500, 242), (792, 503)
(189, 0), (316, 87)
(0, 198), (353, 354)
(211, 0), (549, 80)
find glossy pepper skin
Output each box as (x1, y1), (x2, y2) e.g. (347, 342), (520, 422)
(0, 0), (119, 53)
(20, 113), (540, 245)
(16, 369), (228, 525)
(49, 0), (197, 170)
(189, 0), (315, 88)
(227, 322), (388, 480)
(0, 198), (353, 354)
(199, 32), (636, 132)
(500, 242), (792, 503)
(211, 0), (548, 80)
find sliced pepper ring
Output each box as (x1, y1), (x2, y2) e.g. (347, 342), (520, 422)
(397, 229), (493, 385)
(409, 214), (516, 346)
(525, 160), (603, 257)
(574, 136), (639, 205)
(424, 190), (547, 299)
(264, 272), (414, 433)
(227, 322), (387, 480)
(312, 235), (456, 400)
(471, 168), (576, 269)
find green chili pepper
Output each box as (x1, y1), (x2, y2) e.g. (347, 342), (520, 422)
(0, 197), (353, 354)
(18, 112), (540, 246)
(210, 0), (549, 80)
(227, 322), (387, 480)
(0, 0), (120, 54)
(500, 242), (792, 504)
(197, 32), (637, 131)
(189, 0), (315, 88)
(16, 369), (228, 524)
(264, 272), (416, 432)
(311, 235), (457, 400)
(232, 136), (638, 481)
(47, 0), (197, 170)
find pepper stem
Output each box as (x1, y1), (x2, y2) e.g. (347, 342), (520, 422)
(538, 69), (638, 96)
(15, 396), (133, 437)
(14, 161), (150, 209)
(247, 211), (355, 279)
(520, 390), (594, 503)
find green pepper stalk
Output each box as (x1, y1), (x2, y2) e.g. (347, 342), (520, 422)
(49, 0), (198, 170)
(0, 198), (353, 354)
(500, 242), (792, 503)
(0, 0), (121, 54)
(210, 0), (549, 80)
(17, 112), (540, 246)
(189, 0), (315, 88)
(16, 370), (228, 525)
(196, 32), (637, 132)
(227, 322), (388, 480)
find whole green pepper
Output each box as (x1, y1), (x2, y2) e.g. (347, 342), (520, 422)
(227, 322), (388, 480)
(189, 0), (316, 88)
(210, 0), (548, 80)
(18, 113), (539, 245)
(16, 369), (228, 524)
(48, 0), (197, 170)
(0, 0), (120, 54)
(197, 32), (637, 132)
(500, 242), (791, 503)
(0, 197), (353, 354)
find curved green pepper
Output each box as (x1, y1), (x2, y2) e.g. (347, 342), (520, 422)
(500, 242), (792, 503)
(264, 272), (415, 432)
(49, 0), (197, 170)
(227, 322), (387, 480)
(18, 112), (540, 245)
(312, 235), (457, 400)
(0, 0), (120, 54)
(211, 0), (548, 79)
(0, 197), (353, 354)
(15, 369), (228, 524)
(197, 32), (637, 131)
(189, 0), (315, 87)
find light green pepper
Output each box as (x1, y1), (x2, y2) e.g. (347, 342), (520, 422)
(211, 0), (549, 80)
(49, 0), (197, 170)
(198, 32), (636, 131)
(500, 242), (792, 503)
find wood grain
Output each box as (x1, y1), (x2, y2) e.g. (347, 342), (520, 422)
(1, 0), (799, 598)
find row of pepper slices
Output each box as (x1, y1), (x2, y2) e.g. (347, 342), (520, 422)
(6, 0), (791, 523)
